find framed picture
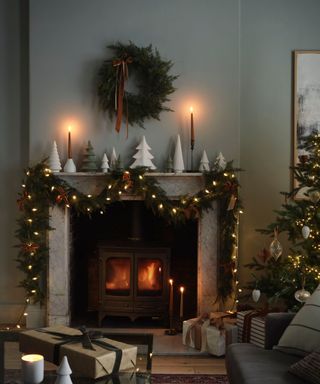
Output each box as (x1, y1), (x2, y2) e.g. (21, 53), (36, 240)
(293, 50), (320, 193)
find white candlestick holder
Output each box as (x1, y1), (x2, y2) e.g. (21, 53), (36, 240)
(63, 158), (77, 173)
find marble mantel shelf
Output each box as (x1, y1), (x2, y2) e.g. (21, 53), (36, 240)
(56, 172), (206, 197)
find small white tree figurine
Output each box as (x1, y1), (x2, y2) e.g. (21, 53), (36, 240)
(199, 150), (210, 171)
(48, 141), (62, 172)
(130, 136), (156, 170)
(55, 356), (73, 384)
(101, 153), (110, 173)
(110, 147), (117, 170)
(213, 152), (227, 171)
(173, 134), (185, 173)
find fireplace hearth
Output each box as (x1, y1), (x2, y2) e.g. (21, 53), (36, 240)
(47, 173), (219, 326)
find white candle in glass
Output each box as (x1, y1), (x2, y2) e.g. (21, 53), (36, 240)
(21, 354), (44, 384)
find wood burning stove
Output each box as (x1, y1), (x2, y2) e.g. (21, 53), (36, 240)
(97, 244), (170, 324)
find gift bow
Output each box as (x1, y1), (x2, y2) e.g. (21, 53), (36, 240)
(37, 327), (123, 374)
(112, 55), (133, 135)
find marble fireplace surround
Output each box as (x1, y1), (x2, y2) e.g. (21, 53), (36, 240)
(47, 173), (219, 326)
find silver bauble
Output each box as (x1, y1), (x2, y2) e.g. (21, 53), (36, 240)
(309, 190), (320, 204)
(294, 289), (311, 303)
(252, 289), (261, 303)
(301, 225), (311, 239)
(269, 238), (283, 260)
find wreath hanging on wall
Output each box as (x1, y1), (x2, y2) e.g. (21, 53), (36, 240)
(97, 42), (178, 133)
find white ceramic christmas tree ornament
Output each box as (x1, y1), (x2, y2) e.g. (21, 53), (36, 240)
(55, 356), (73, 384)
(252, 289), (261, 303)
(294, 288), (311, 303)
(199, 150), (210, 171)
(302, 225), (311, 239)
(48, 141), (62, 172)
(130, 136), (156, 169)
(214, 152), (227, 171)
(101, 153), (110, 173)
(110, 147), (117, 170)
(173, 134), (185, 173)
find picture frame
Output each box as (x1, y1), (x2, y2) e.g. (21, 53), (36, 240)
(293, 50), (320, 195)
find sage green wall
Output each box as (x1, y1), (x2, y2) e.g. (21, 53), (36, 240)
(239, 0), (320, 289)
(2, 0), (320, 322)
(0, 0), (28, 321)
(29, 0), (240, 169)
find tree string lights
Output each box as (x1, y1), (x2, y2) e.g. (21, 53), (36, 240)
(15, 160), (242, 312)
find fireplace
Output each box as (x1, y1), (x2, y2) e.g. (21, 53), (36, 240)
(96, 245), (170, 324)
(47, 173), (219, 326)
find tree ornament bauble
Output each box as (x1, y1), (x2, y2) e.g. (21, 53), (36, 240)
(302, 225), (311, 239)
(269, 238), (283, 260)
(309, 190), (320, 204)
(252, 288), (261, 303)
(294, 288), (311, 303)
(269, 228), (283, 260)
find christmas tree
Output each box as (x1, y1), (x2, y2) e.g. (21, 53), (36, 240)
(130, 136), (156, 169)
(81, 141), (98, 172)
(246, 132), (320, 310)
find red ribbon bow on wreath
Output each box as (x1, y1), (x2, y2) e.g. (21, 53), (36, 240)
(112, 54), (133, 136)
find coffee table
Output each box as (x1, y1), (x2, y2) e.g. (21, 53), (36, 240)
(1, 330), (153, 383)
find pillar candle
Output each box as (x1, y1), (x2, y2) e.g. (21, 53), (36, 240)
(21, 354), (44, 384)
(179, 286), (184, 318)
(190, 107), (194, 150)
(68, 126), (72, 159)
(169, 279), (173, 318)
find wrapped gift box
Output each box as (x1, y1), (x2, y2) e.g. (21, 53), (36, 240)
(182, 317), (210, 352)
(224, 323), (238, 346)
(205, 326), (225, 356)
(19, 326), (137, 379)
(249, 316), (266, 348)
(237, 310), (267, 348)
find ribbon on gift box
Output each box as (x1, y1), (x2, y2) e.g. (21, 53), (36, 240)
(209, 312), (236, 332)
(185, 313), (209, 349)
(36, 327), (123, 374)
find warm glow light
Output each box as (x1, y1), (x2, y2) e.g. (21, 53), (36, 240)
(22, 354), (44, 363)
(169, 279), (173, 285)
(190, 106), (194, 113)
(180, 286), (185, 293)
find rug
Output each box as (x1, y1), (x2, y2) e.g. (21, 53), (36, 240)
(151, 374), (229, 384)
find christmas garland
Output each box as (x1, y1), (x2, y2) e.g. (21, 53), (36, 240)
(16, 162), (241, 306)
(97, 42), (178, 132)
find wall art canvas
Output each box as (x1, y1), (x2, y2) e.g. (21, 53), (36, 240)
(293, 51), (320, 194)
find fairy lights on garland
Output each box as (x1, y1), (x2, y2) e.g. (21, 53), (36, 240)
(16, 160), (242, 311)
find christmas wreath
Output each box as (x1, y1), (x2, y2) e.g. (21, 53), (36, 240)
(97, 42), (178, 133)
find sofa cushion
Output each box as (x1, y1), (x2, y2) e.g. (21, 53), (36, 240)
(288, 350), (320, 384)
(276, 285), (320, 356)
(226, 343), (303, 384)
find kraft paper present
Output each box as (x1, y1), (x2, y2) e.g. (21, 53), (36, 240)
(19, 326), (137, 379)
(182, 317), (210, 352)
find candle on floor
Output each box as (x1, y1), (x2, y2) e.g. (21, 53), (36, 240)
(179, 286), (184, 318)
(169, 279), (173, 320)
(67, 125), (72, 159)
(21, 354), (44, 384)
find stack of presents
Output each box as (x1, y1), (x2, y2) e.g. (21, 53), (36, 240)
(182, 308), (269, 356)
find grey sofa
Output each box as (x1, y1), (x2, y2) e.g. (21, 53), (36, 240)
(226, 312), (307, 384)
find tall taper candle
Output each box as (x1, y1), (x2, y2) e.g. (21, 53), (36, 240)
(179, 286), (184, 318)
(68, 126), (72, 159)
(169, 279), (173, 328)
(190, 107), (194, 150)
